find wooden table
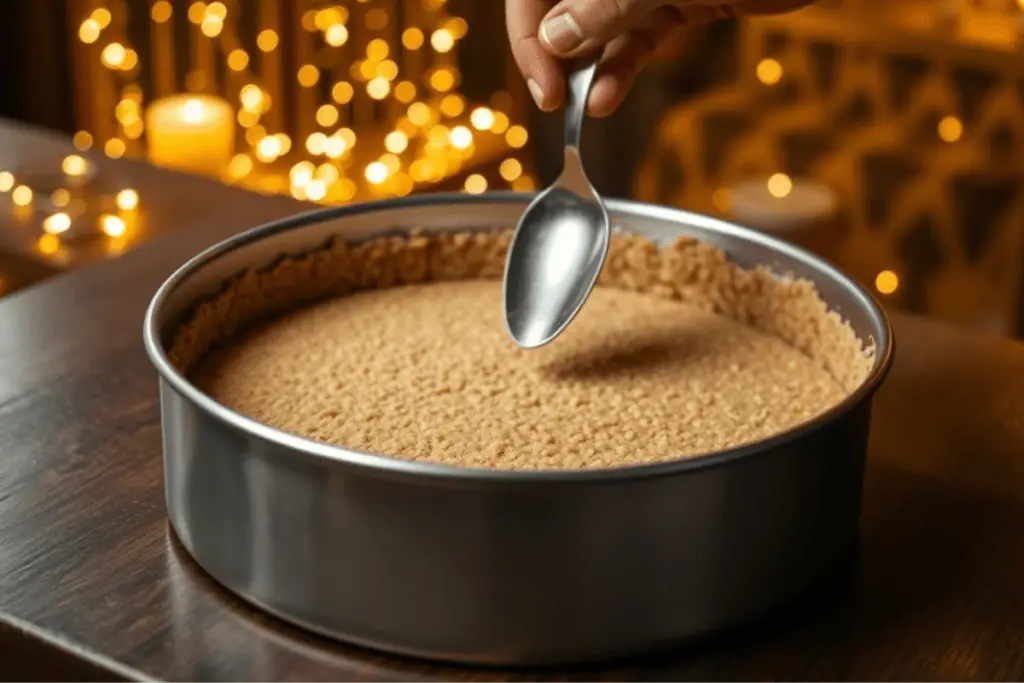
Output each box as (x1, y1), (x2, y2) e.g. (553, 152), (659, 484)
(0, 136), (1022, 682)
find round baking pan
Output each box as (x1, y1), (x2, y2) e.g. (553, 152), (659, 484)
(143, 192), (894, 666)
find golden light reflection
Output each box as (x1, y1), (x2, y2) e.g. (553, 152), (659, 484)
(756, 58), (783, 85)
(100, 214), (126, 237)
(12, 185), (33, 206)
(43, 212), (72, 235)
(0, 172), (14, 192)
(938, 115), (963, 143)
(37, 234), (60, 255)
(767, 173), (793, 198)
(116, 189), (139, 211)
(875, 270), (899, 294)
(62, 154), (89, 177)
(464, 174), (487, 194)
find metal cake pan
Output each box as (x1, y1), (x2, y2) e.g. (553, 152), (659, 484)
(143, 193), (894, 666)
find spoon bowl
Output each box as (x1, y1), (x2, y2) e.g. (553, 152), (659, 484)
(503, 54), (610, 349)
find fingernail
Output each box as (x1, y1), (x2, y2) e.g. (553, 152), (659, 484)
(527, 79), (548, 110)
(541, 13), (583, 54)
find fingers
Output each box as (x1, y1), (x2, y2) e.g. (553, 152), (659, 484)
(507, 0), (565, 111)
(538, 0), (661, 58)
(586, 4), (722, 117)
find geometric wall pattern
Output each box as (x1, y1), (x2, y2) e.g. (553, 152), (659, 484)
(635, 0), (1024, 335)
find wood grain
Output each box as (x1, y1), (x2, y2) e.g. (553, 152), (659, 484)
(0, 206), (1023, 680)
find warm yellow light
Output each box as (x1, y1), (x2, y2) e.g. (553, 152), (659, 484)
(257, 29), (279, 52)
(306, 132), (327, 155)
(365, 162), (389, 184)
(101, 42), (127, 68)
(385, 131), (409, 154)
(875, 270), (899, 295)
(62, 154), (90, 177)
(100, 214), (126, 237)
(356, 60), (377, 80)
(227, 49), (249, 71)
(427, 125), (450, 146)
(115, 99), (140, 124)
(305, 179), (327, 201)
(402, 28), (424, 50)
(187, 2), (207, 24)
(338, 178), (357, 201)
(50, 189), (71, 208)
(712, 188), (731, 212)
(938, 115), (963, 143)
(297, 64), (320, 87)
(121, 49), (138, 71)
(470, 107), (496, 131)
(124, 119), (144, 140)
(43, 212), (71, 235)
(0, 172), (12, 193)
(450, 125), (473, 150)
(365, 8), (389, 29)
(491, 112), (510, 134)
(185, 70), (207, 91)
(37, 234), (60, 255)
(323, 135), (347, 159)
(151, 1), (173, 22)
(410, 160), (429, 182)
(79, 19), (101, 44)
(91, 8), (112, 28)
(381, 153), (401, 174)
(256, 135), (283, 162)
(315, 6), (347, 30)
(316, 104), (340, 127)
(239, 84), (264, 111)
(315, 163), (339, 184)
(245, 125), (266, 146)
(367, 77), (390, 100)
(440, 94), (465, 117)
(229, 153), (253, 178)
(207, 1), (228, 19)
(181, 98), (208, 123)
(325, 23), (349, 46)
(431, 29), (455, 53)
(445, 16), (469, 38)
(116, 189), (139, 211)
(500, 158), (523, 182)
(394, 81), (417, 103)
(367, 38), (389, 61)
(237, 108), (260, 128)
(430, 69), (455, 92)
(408, 102), (431, 126)
(201, 16), (223, 37)
(377, 60), (399, 81)
(506, 125), (529, 148)
(73, 131), (94, 151)
(332, 81), (354, 104)
(767, 172), (793, 198)
(756, 58), (783, 86)
(512, 175), (536, 192)
(290, 161), (315, 186)
(464, 174), (487, 194)
(338, 128), (356, 148)
(104, 138), (126, 159)
(276, 133), (292, 154)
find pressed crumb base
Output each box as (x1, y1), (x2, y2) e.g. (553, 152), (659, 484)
(171, 229), (874, 471)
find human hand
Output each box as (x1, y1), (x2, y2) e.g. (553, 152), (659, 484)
(507, 0), (816, 117)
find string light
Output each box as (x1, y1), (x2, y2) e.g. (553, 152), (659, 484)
(12, 185), (33, 207)
(938, 115), (963, 143)
(116, 189), (139, 211)
(756, 58), (783, 85)
(767, 173), (793, 198)
(43, 212), (72, 235)
(64, 0), (537, 211)
(875, 270), (899, 294)
(0, 172), (14, 192)
(100, 214), (126, 237)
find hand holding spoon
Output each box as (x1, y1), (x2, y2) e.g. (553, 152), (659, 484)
(502, 52), (610, 349)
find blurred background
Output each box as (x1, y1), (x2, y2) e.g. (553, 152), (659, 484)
(0, 0), (1023, 338)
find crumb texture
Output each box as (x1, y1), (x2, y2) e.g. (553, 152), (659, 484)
(172, 229), (875, 471)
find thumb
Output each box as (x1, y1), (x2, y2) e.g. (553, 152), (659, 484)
(539, 0), (661, 57)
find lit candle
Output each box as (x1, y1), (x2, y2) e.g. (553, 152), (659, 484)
(145, 95), (235, 176)
(726, 175), (839, 258)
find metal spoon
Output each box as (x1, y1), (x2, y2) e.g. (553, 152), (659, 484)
(502, 52), (610, 349)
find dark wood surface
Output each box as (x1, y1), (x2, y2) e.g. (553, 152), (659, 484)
(0, 133), (1023, 683)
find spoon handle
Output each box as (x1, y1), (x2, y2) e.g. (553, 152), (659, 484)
(563, 52), (602, 151)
